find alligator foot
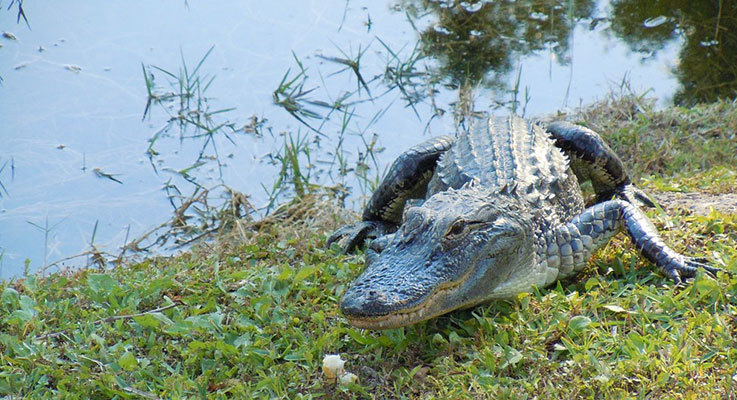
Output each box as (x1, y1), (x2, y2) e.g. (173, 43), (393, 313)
(615, 200), (726, 283)
(326, 221), (396, 253)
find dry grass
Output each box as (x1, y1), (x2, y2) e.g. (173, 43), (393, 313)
(555, 94), (737, 179)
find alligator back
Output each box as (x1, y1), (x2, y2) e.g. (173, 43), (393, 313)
(427, 115), (585, 228)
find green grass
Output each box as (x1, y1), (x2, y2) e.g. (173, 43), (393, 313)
(2, 99), (737, 398)
(643, 166), (737, 195)
(1, 190), (736, 399)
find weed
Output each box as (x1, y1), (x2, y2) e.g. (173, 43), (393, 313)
(0, 0), (28, 83)
(508, 63), (530, 117)
(269, 47), (394, 209)
(142, 46), (239, 181)
(266, 131), (316, 209)
(26, 216), (65, 271)
(272, 53), (324, 135)
(0, 157), (11, 197)
(92, 167), (123, 184)
(378, 38), (431, 119)
(3, 0), (28, 27)
(318, 42), (375, 97)
(137, 47), (260, 253)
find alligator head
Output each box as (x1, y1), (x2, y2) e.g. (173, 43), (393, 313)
(340, 187), (534, 329)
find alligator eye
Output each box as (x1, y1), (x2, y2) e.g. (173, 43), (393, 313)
(445, 220), (467, 238)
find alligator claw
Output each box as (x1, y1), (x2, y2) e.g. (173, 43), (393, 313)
(662, 255), (725, 284)
(326, 221), (396, 253)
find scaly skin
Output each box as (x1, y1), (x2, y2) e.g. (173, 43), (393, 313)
(328, 115), (721, 329)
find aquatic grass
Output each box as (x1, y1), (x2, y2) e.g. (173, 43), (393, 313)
(91, 167), (123, 184)
(269, 48), (393, 208)
(352, 130), (383, 195)
(268, 131), (315, 204)
(142, 45), (239, 181)
(0, 0), (28, 86)
(34, 217), (134, 279)
(139, 39), (401, 253)
(317, 42), (375, 97)
(0, 157), (11, 197)
(377, 37), (431, 119)
(26, 217), (65, 272)
(322, 105), (387, 199)
(272, 53), (325, 136)
(81, 220), (107, 270)
(3, 0), (28, 27)
(137, 47), (264, 254)
(507, 63), (530, 117)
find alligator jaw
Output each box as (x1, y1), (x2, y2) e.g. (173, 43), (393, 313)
(342, 270), (473, 329)
(344, 286), (451, 329)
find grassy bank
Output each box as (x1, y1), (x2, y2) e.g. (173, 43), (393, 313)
(1, 98), (737, 399)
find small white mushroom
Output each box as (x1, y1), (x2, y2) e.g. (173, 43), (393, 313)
(322, 354), (345, 381)
(339, 372), (358, 385)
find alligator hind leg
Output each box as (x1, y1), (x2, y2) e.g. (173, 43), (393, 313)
(542, 200), (720, 284)
(327, 135), (455, 253)
(544, 121), (655, 208)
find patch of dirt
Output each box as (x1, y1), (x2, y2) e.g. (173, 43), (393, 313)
(652, 191), (737, 215)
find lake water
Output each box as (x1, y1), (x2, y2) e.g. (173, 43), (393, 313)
(1, 0), (733, 279)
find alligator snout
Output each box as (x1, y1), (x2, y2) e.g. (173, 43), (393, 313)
(338, 244), (457, 329)
(340, 288), (391, 318)
(340, 282), (431, 329)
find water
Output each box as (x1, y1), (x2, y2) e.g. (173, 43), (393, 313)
(0, 0), (733, 279)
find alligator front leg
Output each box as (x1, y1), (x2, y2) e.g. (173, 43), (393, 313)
(544, 121), (655, 208)
(543, 200), (720, 284)
(327, 135), (455, 253)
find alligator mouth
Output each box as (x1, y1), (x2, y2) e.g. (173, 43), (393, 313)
(343, 274), (470, 329)
(344, 283), (460, 329)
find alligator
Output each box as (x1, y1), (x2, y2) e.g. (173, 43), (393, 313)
(327, 114), (722, 329)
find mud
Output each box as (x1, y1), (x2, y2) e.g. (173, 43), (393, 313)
(652, 191), (737, 216)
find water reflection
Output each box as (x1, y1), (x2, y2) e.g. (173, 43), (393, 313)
(400, 0), (736, 106)
(402, 0), (595, 91)
(609, 0), (737, 105)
